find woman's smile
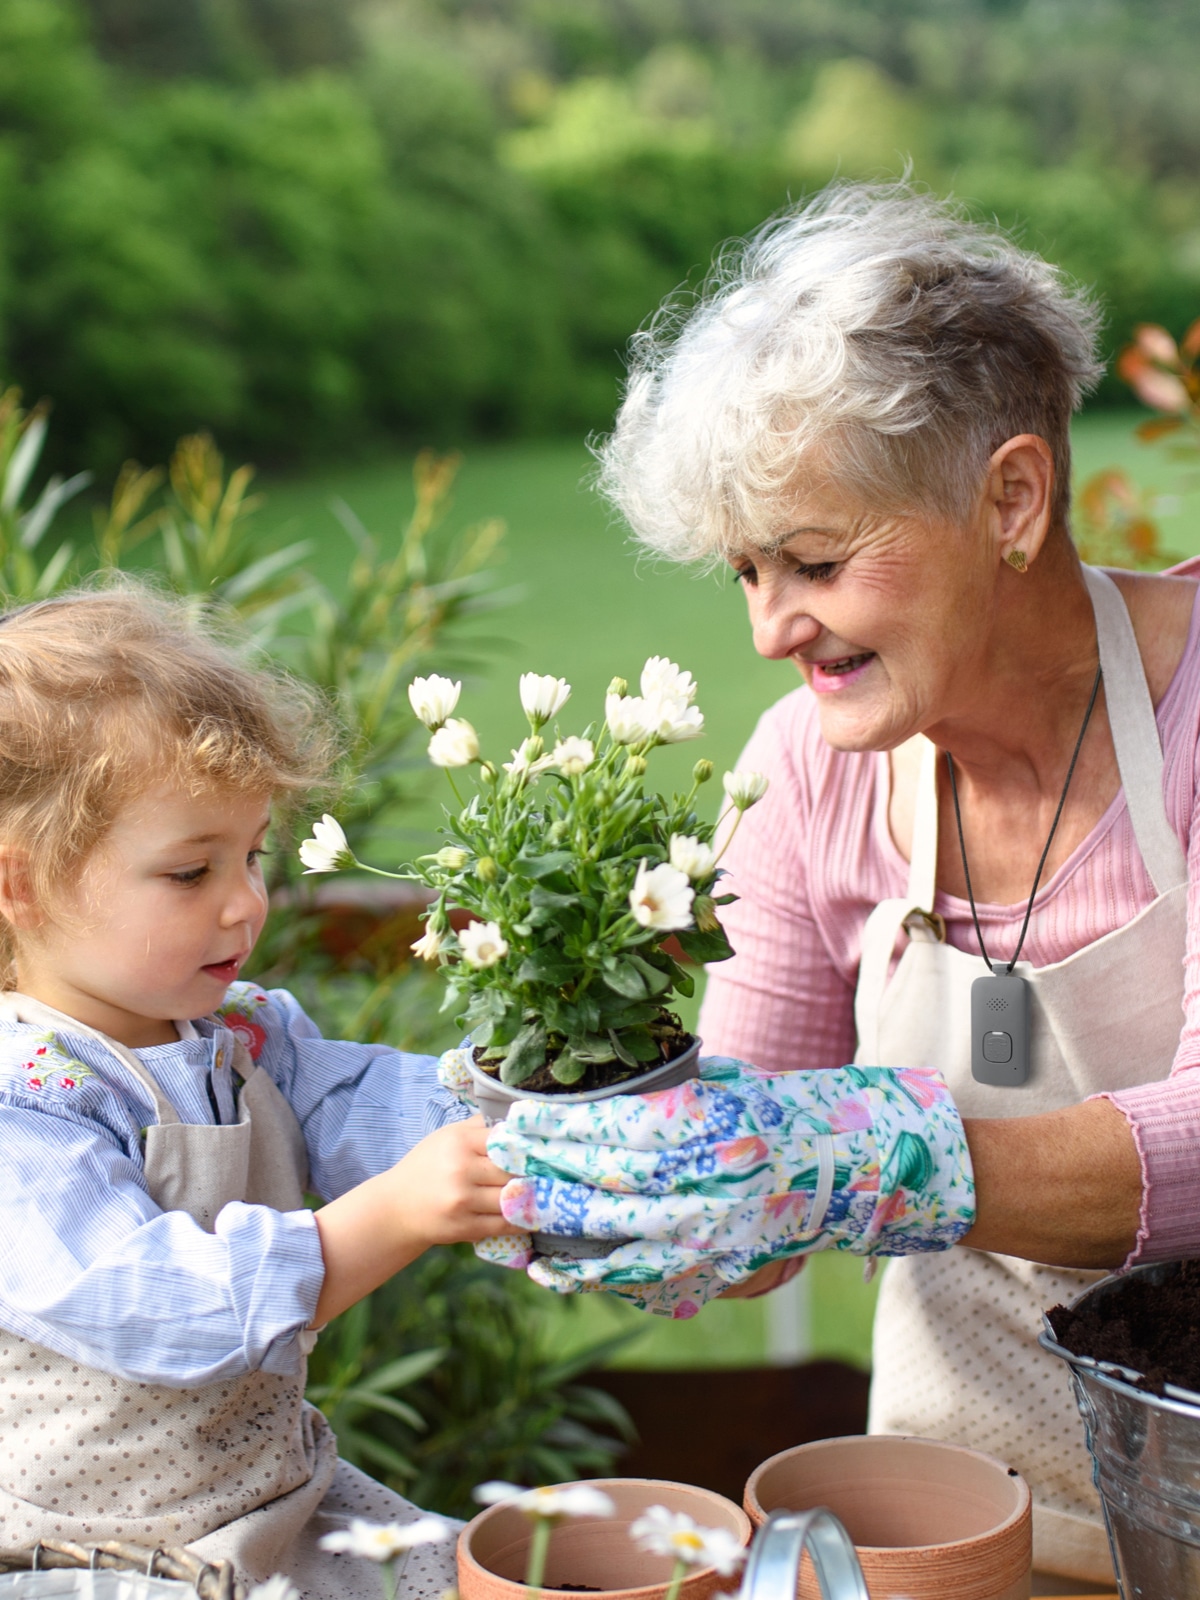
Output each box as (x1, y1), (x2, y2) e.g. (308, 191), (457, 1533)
(807, 650), (878, 692)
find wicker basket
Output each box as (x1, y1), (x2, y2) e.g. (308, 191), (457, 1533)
(0, 1541), (243, 1599)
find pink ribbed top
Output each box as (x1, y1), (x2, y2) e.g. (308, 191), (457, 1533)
(699, 582), (1200, 1264)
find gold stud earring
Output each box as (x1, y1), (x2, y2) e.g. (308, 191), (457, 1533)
(1005, 549), (1028, 573)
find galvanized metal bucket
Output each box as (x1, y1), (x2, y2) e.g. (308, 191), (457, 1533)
(1039, 1261), (1200, 1598)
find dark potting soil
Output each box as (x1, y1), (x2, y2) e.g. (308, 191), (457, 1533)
(1046, 1260), (1200, 1397)
(473, 1019), (692, 1095)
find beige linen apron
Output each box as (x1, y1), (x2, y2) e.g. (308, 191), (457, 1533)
(853, 566), (1189, 1585)
(0, 995), (457, 1600)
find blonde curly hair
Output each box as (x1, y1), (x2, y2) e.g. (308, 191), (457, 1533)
(0, 582), (338, 979)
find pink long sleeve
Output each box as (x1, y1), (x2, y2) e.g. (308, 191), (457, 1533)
(700, 585), (1200, 1262)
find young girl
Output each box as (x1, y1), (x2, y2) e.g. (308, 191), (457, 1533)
(0, 587), (512, 1597)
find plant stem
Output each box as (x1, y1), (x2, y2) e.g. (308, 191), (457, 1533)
(445, 771), (466, 808)
(711, 805), (743, 866)
(664, 1557), (689, 1600)
(525, 1515), (554, 1598)
(381, 1554), (403, 1600)
(351, 861), (415, 881)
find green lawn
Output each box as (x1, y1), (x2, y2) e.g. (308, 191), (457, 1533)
(250, 410), (1199, 1371)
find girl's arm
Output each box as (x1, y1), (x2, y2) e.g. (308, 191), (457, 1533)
(311, 1115), (510, 1325)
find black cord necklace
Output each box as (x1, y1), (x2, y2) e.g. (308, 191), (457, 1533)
(945, 661), (1103, 1084)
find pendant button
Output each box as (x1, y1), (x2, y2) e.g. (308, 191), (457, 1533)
(982, 1030), (1013, 1064)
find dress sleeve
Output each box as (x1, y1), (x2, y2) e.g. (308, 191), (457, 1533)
(0, 1059), (323, 1387)
(228, 986), (470, 1202)
(699, 700), (858, 1074)
(1101, 727), (1200, 1265)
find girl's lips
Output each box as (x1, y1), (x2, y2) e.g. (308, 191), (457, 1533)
(809, 651), (876, 694)
(202, 959), (242, 982)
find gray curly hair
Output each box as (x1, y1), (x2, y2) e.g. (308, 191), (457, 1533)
(596, 182), (1104, 563)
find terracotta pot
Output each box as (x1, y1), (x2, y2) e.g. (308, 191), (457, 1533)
(744, 1435), (1031, 1600)
(458, 1477), (751, 1600)
(469, 1037), (703, 1258)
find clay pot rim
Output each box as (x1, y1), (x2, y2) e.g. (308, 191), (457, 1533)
(744, 1434), (1032, 1555)
(459, 1475), (753, 1599)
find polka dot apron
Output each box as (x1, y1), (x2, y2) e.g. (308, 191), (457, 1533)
(854, 568), (1189, 1586)
(0, 994), (458, 1600)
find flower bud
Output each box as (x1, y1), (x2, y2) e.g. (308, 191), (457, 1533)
(434, 846), (469, 870)
(480, 760), (498, 783)
(523, 734), (545, 760)
(693, 894), (721, 934)
(477, 856), (498, 883)
(623, 754), (647, 778)
(722, 769), (769, 809)
(607, 676), (628, 698)
(692, 759), (714, 784)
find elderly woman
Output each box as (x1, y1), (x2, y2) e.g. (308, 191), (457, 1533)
(489, 184), (1200, 1591)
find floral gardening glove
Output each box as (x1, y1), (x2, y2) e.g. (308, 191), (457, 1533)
(436, 1045), (535, 1271)
(485, 1058), (975, 1315)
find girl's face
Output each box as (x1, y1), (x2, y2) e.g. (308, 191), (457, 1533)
(730, 478), (996, 753)
(16, 780), (272, 1047)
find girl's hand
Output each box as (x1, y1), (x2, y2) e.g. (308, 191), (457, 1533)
(312, 1115), (517, 1324)
(387, 1115), (511, 1246)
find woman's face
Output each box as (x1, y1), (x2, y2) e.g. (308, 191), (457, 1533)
(731, 478), (996, 752)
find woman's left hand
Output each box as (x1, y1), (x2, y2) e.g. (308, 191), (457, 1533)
(486, 1058), (975, 1315)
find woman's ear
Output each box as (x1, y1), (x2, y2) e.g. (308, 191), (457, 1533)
(0, 853), (43, 931)
(982, 434), (1055, 571)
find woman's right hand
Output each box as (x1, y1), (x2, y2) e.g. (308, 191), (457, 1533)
(486, 1058), (976, 1313)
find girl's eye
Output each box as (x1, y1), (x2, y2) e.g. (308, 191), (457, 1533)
(793, 560), (838, 584)
(249, 848), (270, 869)
(169, 866), (208, 886)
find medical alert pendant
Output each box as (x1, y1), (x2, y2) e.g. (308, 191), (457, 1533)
(971, 970), (1029, 1086)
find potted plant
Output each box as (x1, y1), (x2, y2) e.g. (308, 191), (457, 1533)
(299, 659), (767, 1122)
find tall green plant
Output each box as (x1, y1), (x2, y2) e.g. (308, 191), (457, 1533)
(0, 388), (90, 602)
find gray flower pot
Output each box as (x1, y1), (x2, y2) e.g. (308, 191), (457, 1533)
(468, 1036), (702, 1259)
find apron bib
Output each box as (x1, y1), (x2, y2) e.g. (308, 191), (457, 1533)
(0, 996), (455, 1600)
(854, 567), (1189, 1585)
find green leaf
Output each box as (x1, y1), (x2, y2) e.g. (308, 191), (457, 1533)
(511, 851), (576, 879)
(627, 953), (670, 995)
(517, 948), (578, 985)
(551, 1050), (587, 1085)
(529, 884), (579, 910)
(354, 1433), (419, 1479)
(565, 1032), (615, 1064)
(338, 1387), (426, 1428)
(363, 1348), (445, 1393)
(602, 960), (647, 999)
(500, 1020), (548, 1084)
(675, 925), (735, 963)
(609, 1027), (659, 1066)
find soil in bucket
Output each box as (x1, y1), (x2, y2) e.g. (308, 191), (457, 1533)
(1046, 1258), (1200, 1396)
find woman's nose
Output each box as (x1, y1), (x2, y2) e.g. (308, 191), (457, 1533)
(747, 583), (822, 661)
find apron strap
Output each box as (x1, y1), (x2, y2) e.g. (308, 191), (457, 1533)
(1084, 565), (1188, 895)
(0, 992), (181, 1124)
(857, 564), (1185, 1055)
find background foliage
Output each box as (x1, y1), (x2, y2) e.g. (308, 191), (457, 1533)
(3, 0), (1200, 468)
